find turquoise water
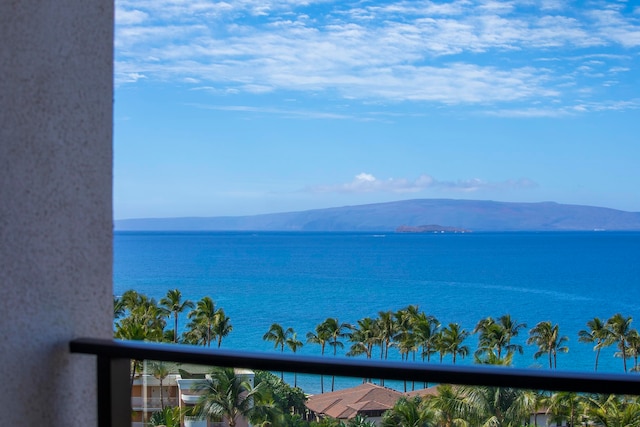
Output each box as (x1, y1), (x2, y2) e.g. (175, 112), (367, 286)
(114, 231), (640, 391)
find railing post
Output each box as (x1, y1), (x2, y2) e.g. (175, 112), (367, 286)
(97, 356), (131, 427)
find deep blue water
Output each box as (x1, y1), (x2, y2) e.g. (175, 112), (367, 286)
(114, 231), (640, 391)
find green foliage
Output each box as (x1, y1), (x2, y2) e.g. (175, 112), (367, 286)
(310, 417), (345, 427)
(255, 370), (307, 416)
(473, 315), (526, 363)
(462, 386), (531, 427)
(115, 289), (640, 379)
(286, 414), (311, 427)
(583, 393), (640, 427)
(439, 323), (470, 364)
(159, 289), (194, 343)
(346, 414), (376, 427)
(183, 296), (233, 348)
(527, 321), (569, 369)
(382, 396), (433, 427)
(195, 367), (282, 427)
(426, 384), (469, 427)
(149, 406), (181, 427)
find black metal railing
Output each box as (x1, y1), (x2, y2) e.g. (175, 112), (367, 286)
(71, 337), (640, 427)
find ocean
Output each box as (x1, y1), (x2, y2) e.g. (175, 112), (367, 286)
(114, 231), (640, 392)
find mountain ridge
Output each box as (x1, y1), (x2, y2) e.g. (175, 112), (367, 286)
(115, 199), (640, 232)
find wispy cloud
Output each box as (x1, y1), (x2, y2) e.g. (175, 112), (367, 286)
(115, 0), (640, 113)
(309, 173), (537, 194)
(187, 103), (356, 119)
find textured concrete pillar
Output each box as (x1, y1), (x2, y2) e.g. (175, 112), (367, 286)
(0, 0), (113, 425)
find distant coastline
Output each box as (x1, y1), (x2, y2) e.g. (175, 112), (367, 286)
(396, 224), (471, 233)
(115, 198), (640, 232)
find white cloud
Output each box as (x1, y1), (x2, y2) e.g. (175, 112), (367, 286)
(310, 173), (537, 194)
(188, 103), (355, 119)
(113, 0), (640, 111)
(115, 7), (148, 25)
(483, 107), (572, 118)
(609, 66), (630, 73)
(115, 71), (147, 85)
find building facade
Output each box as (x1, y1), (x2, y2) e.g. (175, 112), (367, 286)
(1, 0), (114, 425)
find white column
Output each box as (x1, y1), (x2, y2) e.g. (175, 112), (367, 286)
(0, 0), (114, 425)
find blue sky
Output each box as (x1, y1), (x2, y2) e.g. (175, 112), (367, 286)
(114, 0), (640, 219)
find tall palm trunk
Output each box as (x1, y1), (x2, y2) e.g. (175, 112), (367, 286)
(331, 346), (337, 391)
(173, 312), (179, 343)
(280, 343), (285, 381)
(320, 344), (325, 393)
(159, 377), (165, 410)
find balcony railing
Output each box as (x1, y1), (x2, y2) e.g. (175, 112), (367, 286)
(131, 396), (179, 410)
(70, 337), (640, 427)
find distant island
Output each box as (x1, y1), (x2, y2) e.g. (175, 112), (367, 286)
(396, 224), (471, 233)
(115, 198), (640, 232)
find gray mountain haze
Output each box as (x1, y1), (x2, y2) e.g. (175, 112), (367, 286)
(115, 199), (640, 232)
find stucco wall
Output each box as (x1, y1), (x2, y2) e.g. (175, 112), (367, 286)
(0, 0), (113, 425)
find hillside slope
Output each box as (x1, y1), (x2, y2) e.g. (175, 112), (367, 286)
(115, 199), (640, 231)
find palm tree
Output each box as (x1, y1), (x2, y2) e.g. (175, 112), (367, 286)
(120, 289), (143, 311)
(463, 385), (531, 427)
(149, 406), (181, 427)
(473, 351), (514, 366)
(115, 297), (166, 343)
(411, 312), (439, 389)
(347, 317), (377, 360)
(347, 317), (378, 384)
(435, 330), (447, 363)
(474, 317), (500, 357)
(474, 315), (526, 361)
(498, 314), (527, 356)
(159, 288), (194, 343)
(527, 321), (569, 369)
(545, 391), (582, 427)
(426, 384), (468, 427)
(606, 313), (634, 373)
(578, 317), (612, 371)
(394, 306), (419, 361)
(348, 414), (376, 427)
(113, 298), (168, 389)
(263, 323), (294, 353)
(286, 332), (303, 387)
(114, 318), (149, 388)
(440, 323), (470, 364)
(113, 296), (125, 320)
(413, 312), (440, 363)
(195, 367), (270, 427)
(397, 332), (418, 391)
(522, 390), (546, 427)
(148, 360), (170, 410)
(376, 310), (397, 386)
(381, 396), (434, 427)
(627, 330), (640, 372)
(397, 333), (417, 363)
(263, 323), (293, 380)
(186, 296), (217, 347)
(376, 310), (397, 360)
(307, 322), (331, 393)
(323, 317), (353, 391)
(213, 308), (233, 348)
(182, 319), (209, 346)
(582, 394), (640, 427)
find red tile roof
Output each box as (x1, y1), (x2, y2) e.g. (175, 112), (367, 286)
(306, 383), (403, 419)
(405, 386), (440, 398)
